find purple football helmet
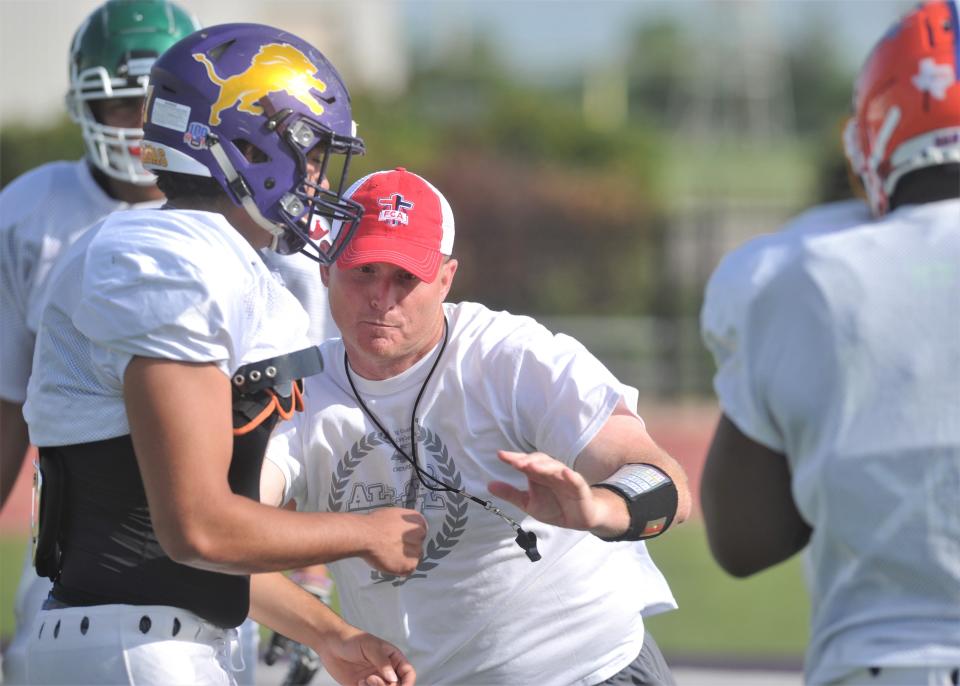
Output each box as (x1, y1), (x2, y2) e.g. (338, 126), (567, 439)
(141, 23), (365, 262)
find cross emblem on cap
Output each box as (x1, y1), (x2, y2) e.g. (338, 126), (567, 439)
(377, 193), (415, 226)
(379, 193), (414, 212)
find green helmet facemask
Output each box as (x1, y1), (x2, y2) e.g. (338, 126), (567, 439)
(66, 0), (200, 185)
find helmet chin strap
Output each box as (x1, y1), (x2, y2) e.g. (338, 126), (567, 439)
(208, 139), (285, 249)
(865, 106), (902, 215)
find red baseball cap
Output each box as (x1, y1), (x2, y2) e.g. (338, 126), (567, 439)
(333, 168), (455, 283)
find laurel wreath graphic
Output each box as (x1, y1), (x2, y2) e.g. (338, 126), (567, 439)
(327, 427), (469, 587)
(328, 432), (387, 511)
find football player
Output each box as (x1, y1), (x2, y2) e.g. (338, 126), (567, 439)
(700, 2), (960, 684)
(0, 4), (345, 682)
(20, 20), (422, 686)
(0, 2), (199, 681)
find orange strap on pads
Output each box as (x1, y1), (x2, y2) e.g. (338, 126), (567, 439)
(233, 380), (305, 436)
(231, 346), (321, 436)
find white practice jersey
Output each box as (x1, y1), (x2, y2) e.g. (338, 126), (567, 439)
(701, 199), (870, 412)
(25, 208), (311, 446)
(710, 199), (960, 685)
(260, 249), (339, 344)
(0, 160), (161, 402)
(267, 301), (677, 686)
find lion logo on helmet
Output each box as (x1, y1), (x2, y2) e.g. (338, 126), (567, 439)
(193, 43), (328, 126)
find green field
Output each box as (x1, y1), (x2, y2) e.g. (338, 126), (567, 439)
(1, 524), (809, 661)
(645, 521), (810, 662)
(1, 535), (29, 641)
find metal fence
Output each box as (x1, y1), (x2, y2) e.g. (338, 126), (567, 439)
(538, 200), (808, 400)
(538, 314), (714, 400)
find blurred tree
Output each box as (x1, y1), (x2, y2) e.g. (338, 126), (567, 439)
(3, 16), (855, 327)
(624, 18), (694, 127)
(352, 40), (667, 316)
(785, 18), (852, 136)
(813, 121), (861, 205)
(437, 149), (658, 316)
(0, 117), (84, 188)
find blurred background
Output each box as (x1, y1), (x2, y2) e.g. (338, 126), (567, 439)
(0, 0), (911, 678)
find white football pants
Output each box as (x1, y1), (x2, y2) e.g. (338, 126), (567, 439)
(21, 604), (244, 685)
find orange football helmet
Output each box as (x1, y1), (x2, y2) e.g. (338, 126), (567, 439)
(844, 0), (960, 215)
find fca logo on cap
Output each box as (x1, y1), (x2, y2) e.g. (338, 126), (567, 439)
(377, 193), (415, 226)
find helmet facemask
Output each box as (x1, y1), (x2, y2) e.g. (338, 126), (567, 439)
(199, 98), (365, 264)
(66, 66), (153, 185)
(66, 0), (202, 187)
(259, 101), (365, 262)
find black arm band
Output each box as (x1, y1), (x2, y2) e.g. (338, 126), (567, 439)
(592, 463), (678, 541)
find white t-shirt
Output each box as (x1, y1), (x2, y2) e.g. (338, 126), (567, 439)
(25, 208), (311, 446)
(0, 160), (160, 402)
(266, 301), (677, 686)
(708, 199), (960, 685)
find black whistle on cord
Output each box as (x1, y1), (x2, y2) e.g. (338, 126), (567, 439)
(515, 528), (541, 562)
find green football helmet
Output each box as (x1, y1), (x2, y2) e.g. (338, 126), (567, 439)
(66, 0), (200, 185)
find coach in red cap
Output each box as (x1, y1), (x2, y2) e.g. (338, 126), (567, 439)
(320, 167), (457, 380)
(262, 167), (692, 685)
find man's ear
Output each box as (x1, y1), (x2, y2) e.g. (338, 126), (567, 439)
(439, 258), (458, 300)
(320, 264), (330, 286)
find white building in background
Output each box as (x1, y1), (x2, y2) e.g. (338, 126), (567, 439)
(0, 0), (408, 127)
(230, 0), (409, 99)
(679, 0), (794, 138)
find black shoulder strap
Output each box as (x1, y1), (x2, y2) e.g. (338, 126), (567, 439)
(231, 345), (324, 397)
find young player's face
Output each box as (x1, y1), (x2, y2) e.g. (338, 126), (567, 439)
(90, 97), (145, 129)
(322, 259), (457, 379)
(305, 143), (331, 195)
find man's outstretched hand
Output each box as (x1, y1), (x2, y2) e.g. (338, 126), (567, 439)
(317, 627), (416, 686)
(489, 451), (609, 531)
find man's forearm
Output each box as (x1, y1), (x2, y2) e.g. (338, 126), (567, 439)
(575, 413), (693, 525)
(250, 572), (349, 645)
(251, 572), (415, 686)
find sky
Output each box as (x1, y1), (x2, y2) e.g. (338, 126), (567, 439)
(406, 1), (910, 77)
(0, 0), (911, 127)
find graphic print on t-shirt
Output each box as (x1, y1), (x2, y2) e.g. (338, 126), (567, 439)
(327, 423), (470, 586)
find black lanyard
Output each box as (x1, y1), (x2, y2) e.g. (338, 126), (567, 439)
(343, 315), (541, 561)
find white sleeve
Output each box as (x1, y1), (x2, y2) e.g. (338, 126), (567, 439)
(0, 281), (34, 403)
(71, 229), (238, 385)
(702, 232), (800, 446)
(701, 237), (781, 400)
(701, 255), (743, 378)
(0, 181), (42, 402)
(509, 327), (625, 467)
(702, 253), (763, 439)
(0, 228), (34, 401)
(724, 259), (836, 453)
(703, 246), (784, 450)
(265, 412), (306, 507)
